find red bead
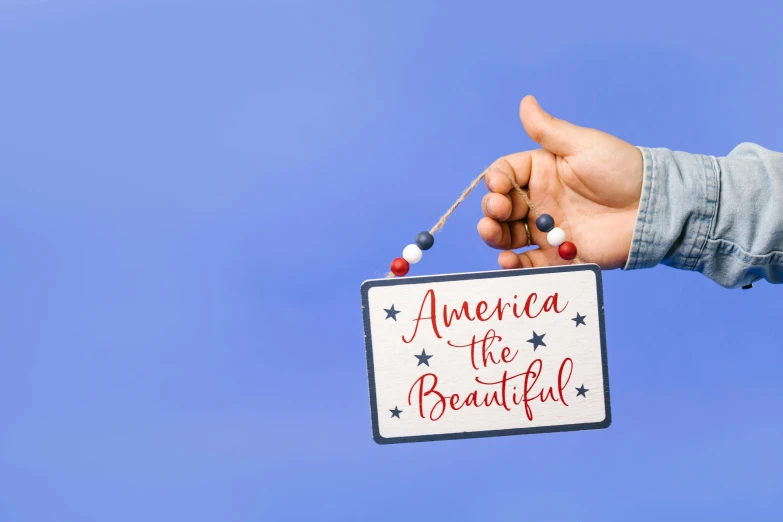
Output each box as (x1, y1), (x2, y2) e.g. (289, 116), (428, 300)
(558, 241), (577, 260)
(390, 257), (410, 276)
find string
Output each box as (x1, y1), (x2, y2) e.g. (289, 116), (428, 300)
(385, 166), (582, 278)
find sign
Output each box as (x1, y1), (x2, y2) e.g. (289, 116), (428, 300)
(361, 264), (611, 444)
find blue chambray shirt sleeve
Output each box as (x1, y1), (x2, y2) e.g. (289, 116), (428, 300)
(623, 143), (783, 288)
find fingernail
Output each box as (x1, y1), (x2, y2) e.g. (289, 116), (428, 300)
(487, 176), (496, 192)
(486, 198), (494, 216)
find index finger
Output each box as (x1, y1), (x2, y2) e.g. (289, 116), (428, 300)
(484, 151), (533, 194)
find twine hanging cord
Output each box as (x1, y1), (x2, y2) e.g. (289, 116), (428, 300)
(385, 166), (582, 278)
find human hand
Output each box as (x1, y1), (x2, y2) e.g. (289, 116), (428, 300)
(477, 95), (644, 270)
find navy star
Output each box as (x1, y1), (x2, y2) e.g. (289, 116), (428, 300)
(384, 305), (401, 321)
(390, 406), (402, 418)
(414, 349), (433, 367)
(572, 312), (586, 327)
(527, 331), (546, 351)
(576, 385), (589, 397)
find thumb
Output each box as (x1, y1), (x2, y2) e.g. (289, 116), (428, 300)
(519, 95), (587, 157)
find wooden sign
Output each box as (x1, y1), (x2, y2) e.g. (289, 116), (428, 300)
(361, 264), (611, 444)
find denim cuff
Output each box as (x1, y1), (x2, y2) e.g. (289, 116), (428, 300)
(624, 146), (719, 272)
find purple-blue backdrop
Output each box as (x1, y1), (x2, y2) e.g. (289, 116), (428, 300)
(1, 1), (781, 520)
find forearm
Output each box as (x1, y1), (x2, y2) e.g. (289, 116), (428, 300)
(624, 143), (783, 288)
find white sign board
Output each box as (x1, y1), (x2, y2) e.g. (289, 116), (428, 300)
(361, 264), (611, 444)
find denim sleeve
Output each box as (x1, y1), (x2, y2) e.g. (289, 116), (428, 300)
(623, 143), (783, 288)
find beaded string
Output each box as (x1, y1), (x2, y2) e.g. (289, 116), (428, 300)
(386, 166), (582, 278)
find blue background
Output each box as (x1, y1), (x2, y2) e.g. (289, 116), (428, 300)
(1, 1), (781, 520)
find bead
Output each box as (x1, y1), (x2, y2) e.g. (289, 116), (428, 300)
(402, 244), (423, 264)
(390, 257), (410, 276)
(415, 231), (434, 251)
(536, 214), (555, 233)
(558, 241), (577, 260)
(546, 227), (566, 247)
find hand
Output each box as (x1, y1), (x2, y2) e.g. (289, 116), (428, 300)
(477, 95), (644, 270)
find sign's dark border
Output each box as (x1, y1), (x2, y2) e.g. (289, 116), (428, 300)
(360, 264), (611, 445)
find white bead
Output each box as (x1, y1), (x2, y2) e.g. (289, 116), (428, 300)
(547, 227), (566, 247)
(402, 244), (423, 264)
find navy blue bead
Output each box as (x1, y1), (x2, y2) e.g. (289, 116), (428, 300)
(536, 214), (555, 233)
(415, 231), (435, 250)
